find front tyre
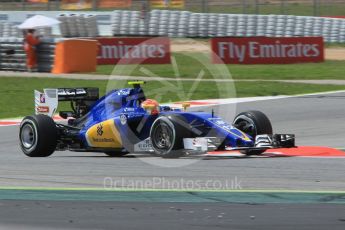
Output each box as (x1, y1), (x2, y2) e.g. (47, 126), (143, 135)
(150, 116), (190, 158)
(233, 110), (273, 155)
(19, 115), (58, 157)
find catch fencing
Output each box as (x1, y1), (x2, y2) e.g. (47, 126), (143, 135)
(1, 0), (345, 17)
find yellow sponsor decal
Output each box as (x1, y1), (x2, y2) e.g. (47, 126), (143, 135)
(239, 131), (251, 141)
(86, 119), (122, 148)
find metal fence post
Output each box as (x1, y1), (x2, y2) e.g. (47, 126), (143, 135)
(313, 0), (320, 16)
(144, 0), (150, 33)
(21, 0), (26, 10)
(255, 0), (259, 14)
(243, 0), (247, 14)
(147, 0), (151, 11)
(202, 0), (208, 13)
(281, 0), (286, 15)
(92, 0), (97, 11)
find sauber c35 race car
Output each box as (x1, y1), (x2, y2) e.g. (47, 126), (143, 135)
(19, 81), (295, 158)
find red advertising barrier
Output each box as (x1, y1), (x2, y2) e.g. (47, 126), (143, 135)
(97, 37), (171, 65)
(324, 16), (345, 19)
(211, 37), (324, 64)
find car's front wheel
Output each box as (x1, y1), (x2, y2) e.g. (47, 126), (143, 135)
(233, 110), (273, 155)
(19, 115), (57, 157)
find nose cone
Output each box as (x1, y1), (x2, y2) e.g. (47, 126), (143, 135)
(231, 127), (252, 141)
(230, 128), (254, 147)
(236, 136), (255, 147)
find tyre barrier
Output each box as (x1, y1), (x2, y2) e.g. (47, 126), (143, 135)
(111, 9), (345, 43)
(0, 10), (344, 42)
(58, 13), (99, 38)
(0, 37), (55, 72)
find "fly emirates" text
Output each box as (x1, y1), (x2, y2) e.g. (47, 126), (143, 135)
(217, 41), (321, 62)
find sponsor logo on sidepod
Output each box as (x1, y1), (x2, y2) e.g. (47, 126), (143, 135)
(93, 123), (115, 143)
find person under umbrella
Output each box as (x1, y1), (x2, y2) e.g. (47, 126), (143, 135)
(18, 15), (61, 72)
(24, 29), (41, 72)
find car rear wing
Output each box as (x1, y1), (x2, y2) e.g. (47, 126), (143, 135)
(57, 88), (99, 101)
(35, 88), (99, 117)
(35, 89), (58, 117)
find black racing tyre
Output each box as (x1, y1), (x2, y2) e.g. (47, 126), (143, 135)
(233, 110), (273, 155)
(19, 115), (58, 157)
(150, 115), (190, 158)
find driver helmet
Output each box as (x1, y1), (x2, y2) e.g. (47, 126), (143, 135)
(141, 99), (159, 115)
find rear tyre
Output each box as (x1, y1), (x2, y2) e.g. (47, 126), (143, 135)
(19, 115), (57, 157)
(150, 115), (190, 158)
(233, 110), (273, 155)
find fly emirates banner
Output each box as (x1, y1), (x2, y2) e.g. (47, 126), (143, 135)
(211, 37), (324, 64)
(97, 37), (171, 65)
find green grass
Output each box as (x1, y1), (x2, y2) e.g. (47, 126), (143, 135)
(95, 52), (345, 80)
(325, 43), (345, 48)
(0, 77), (107, 119)
(1, 77), (345, 119)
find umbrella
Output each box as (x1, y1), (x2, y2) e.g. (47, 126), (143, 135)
(18, 15), (61, 29)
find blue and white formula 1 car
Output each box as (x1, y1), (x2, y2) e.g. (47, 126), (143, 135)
(19, 81), (295, 158)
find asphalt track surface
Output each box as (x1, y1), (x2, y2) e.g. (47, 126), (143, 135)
(0, 200), (344, 230)
(1, 91), (345, 229)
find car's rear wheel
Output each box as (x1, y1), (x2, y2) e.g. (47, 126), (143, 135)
(19, 115), (58, 157)
(233, 110), (273, 155)
(150, 115), (190, 158)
